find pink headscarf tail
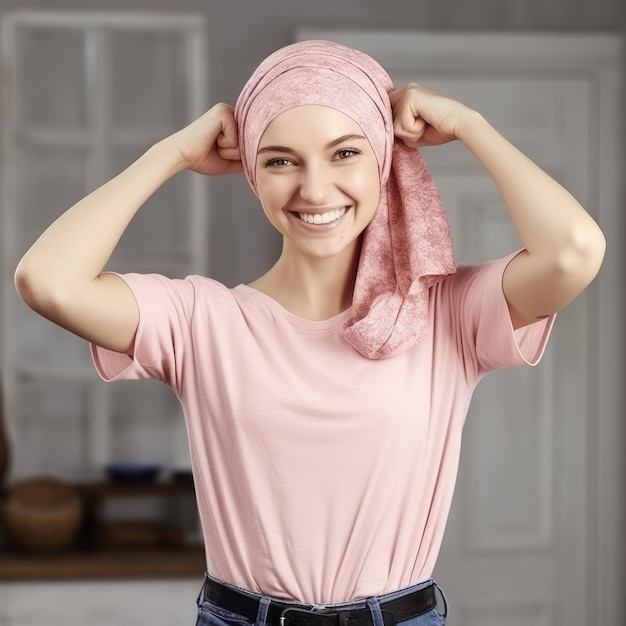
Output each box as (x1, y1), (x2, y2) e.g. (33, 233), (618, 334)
(341, 140), (455, 358)
(235, 40), (456, 359)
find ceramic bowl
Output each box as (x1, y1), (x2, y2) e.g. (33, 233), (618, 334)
(1, 478), (83, 553)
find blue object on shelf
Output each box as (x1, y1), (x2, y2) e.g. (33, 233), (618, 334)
(105, 463), (161, 483)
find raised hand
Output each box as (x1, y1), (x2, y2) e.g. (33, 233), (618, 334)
(389, 83), (475, 149)
(170, 103), (243, 176)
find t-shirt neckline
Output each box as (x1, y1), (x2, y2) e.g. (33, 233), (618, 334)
(234, 284), (353, 332)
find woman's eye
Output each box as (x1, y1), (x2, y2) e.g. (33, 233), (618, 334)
(336, 148), (360, 160)
(265, 158), (292, 168)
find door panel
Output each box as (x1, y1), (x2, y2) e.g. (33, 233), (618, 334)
(414, 74), (591, 626)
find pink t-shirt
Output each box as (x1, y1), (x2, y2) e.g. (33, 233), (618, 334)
(91, 251), (553, 604)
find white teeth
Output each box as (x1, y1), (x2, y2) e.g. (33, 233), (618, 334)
(298, 207), (347, 225)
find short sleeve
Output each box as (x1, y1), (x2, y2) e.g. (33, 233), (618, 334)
(90, 273), (195, 390)
(440, 250), (555, 380)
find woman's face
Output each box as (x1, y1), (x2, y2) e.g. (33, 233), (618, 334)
(255, 105), (381, 260)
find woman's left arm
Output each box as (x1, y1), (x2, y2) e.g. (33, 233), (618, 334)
(390, 84), (606, 329)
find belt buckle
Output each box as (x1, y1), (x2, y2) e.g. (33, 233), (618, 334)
(280, 607), (340, 626)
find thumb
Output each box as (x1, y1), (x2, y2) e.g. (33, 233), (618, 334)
(218, 146), (242, 161)
(217, 145), (243, 174)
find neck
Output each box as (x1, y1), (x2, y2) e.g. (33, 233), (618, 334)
(250, 239), (361, 320)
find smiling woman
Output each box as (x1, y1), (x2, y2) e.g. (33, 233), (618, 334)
(251, 106), (380, 303)
(13, 38), (604, 626)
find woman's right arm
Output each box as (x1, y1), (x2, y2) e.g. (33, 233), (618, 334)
(14, 103), (241, 355)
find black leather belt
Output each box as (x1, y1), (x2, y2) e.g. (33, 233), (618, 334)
(200, 577), (438, 626)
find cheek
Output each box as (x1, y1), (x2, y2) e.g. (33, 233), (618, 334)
(256, 174), (290, 210)
(347, 164), (381, 206)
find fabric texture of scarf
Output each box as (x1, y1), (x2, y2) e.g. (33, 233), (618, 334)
(235, 40), (456, 359)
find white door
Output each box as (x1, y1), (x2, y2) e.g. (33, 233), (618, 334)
(420, 76), (591, 626)
(296, 31), (623, 626)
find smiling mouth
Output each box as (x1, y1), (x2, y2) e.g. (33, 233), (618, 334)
(296, 207), (347, 225)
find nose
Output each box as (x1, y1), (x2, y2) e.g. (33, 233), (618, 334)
(298, 163), (334, 205)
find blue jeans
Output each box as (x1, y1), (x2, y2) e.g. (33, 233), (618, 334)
(195, 574), (448, 626)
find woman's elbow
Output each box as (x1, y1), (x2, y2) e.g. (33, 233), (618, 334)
(558, 220), (606, 285)
(14, 257), (65, 315)
(15, 257), (37, 305)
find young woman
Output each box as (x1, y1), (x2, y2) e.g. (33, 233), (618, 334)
(14, 40), (605, 626)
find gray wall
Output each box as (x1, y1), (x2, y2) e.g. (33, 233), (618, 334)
(1, 0), (623, 287)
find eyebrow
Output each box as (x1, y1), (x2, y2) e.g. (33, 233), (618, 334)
(257, 133), (368, 155)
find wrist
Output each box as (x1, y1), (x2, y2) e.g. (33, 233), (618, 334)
(454, 108), (490, 143)
(149, 136), (191, 177)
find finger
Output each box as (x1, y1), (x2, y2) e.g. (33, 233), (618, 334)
(399, 138), (423, 150)
(218, 146), (242, 161)
(388, 83), (422, 107)
(401, 93), (424, 130)
(393, 90), (426, 137)
(388, 88), (402, 107)
(217, 130), (238, 150)
(394, 114), (426, 141)
(217, 115), (239, 149)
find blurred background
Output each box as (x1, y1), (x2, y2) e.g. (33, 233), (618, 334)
(0, 1), (623, 625)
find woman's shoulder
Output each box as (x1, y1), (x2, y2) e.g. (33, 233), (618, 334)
(179, 274), (250, 311)
(130, 272), (233, 294)
(182, 273), (231, 292)
(113, 272), (241, 314)
(436, 251), (523, 294)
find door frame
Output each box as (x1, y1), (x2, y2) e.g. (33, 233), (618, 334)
(296, 29), (624, 625)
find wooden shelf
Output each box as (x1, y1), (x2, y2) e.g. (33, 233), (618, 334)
(76, 478), (195, 499)
(75, 478), (197, 550)
(0, 479), (204, 581)
(0, 545), (206, 581)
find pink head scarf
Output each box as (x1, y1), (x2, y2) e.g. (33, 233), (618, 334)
(235, 40), (456, 359)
